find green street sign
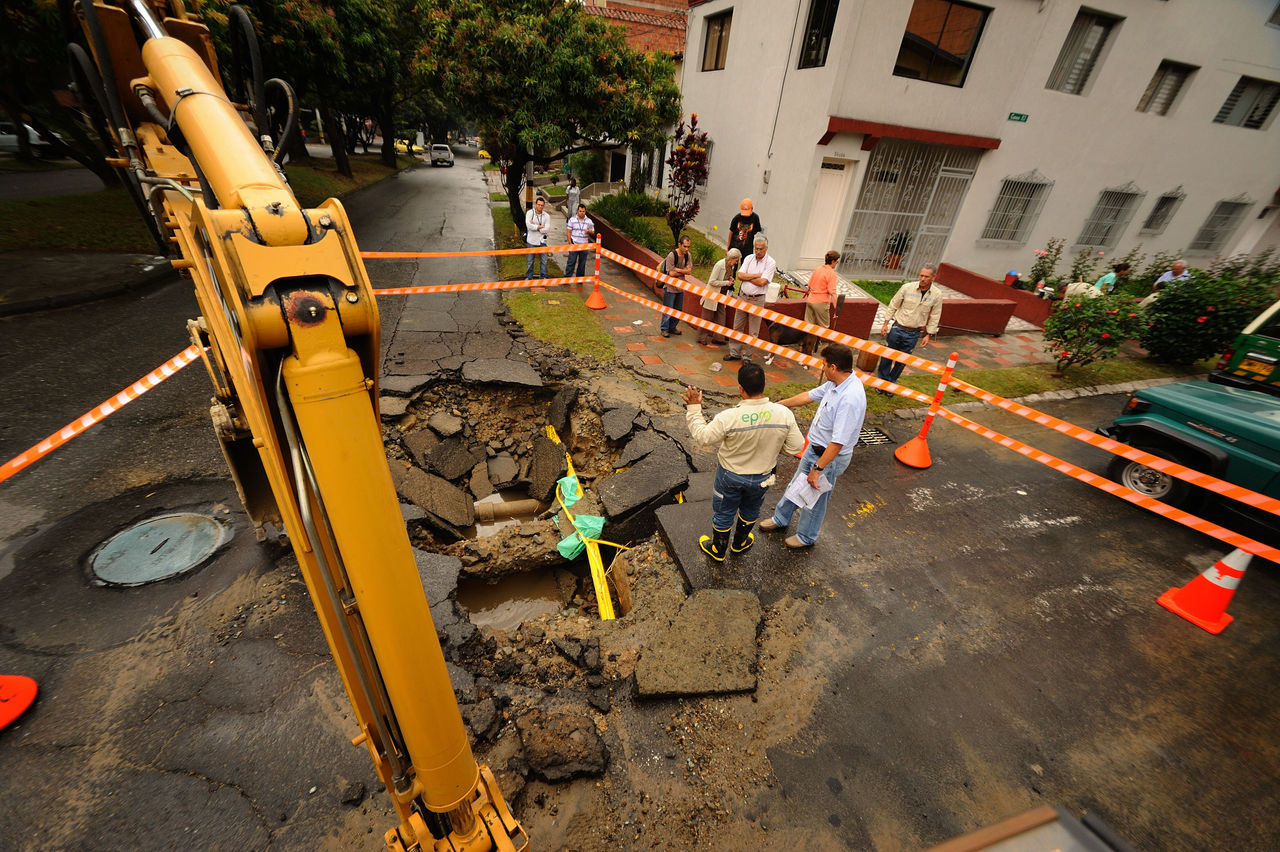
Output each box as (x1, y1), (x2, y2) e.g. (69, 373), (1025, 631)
(1008, 112), (1029, 122)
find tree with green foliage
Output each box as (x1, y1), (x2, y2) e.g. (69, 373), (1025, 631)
(1044, 295), (1147, 374)
(415, 0), (681, 231)
(663, 114), (709, 245)
(1139, 251), (1279, 363)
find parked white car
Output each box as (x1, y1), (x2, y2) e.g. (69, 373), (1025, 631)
(0, 121), (61, 157)
(431, 144), (454, 167)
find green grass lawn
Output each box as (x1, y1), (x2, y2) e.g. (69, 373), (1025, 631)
(505, 291), (615, 361)
(851, 279), (904, 304)
(0, 152), (415, 253)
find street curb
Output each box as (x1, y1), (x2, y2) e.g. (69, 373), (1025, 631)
(0, 259), (178, 318)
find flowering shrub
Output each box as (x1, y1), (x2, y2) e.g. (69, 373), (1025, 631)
(1139, 253), (1278, 363)
(1028, 237), (1065, 288)
(1043, 295), (1146, 373)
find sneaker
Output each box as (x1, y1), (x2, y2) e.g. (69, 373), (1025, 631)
(764, 355), (775, 366)
(876, 388), (893, 397)
(661, 331), (670, 338)
(670, 329), (683, 336)
(724, 353), (741, 361)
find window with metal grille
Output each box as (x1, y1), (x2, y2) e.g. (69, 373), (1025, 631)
(702, 11), (732, 72)
(892, 0), (990, 87)
(1213, 76), (1280, 129)
(1137, 61), (1196, 115)
(1139, 189), (1186, 235)
(799, 0), (840, 69)
(1077, 184), (1145, 249)
(1189, 198), (1252, 253)
(980, 170), (1053, 243)
(1046, 11), (1120, 94)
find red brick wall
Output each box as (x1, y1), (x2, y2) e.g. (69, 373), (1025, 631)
(937, 262), (1051, 327)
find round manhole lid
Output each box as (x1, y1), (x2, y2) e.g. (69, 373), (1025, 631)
(90, 513), (229, 586)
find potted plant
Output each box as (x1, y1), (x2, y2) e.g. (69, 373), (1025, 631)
(883, 232), (911, 270)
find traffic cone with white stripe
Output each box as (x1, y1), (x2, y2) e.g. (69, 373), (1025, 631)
(1157, 548), (1252, 634)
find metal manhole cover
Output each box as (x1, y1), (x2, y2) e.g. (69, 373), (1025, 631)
(860, 427), (893, 446)
(90, 513), (229, 587)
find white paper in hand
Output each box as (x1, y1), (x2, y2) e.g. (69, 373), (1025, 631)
(783, 474), (832, 509)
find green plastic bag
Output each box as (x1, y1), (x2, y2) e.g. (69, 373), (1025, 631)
(557, 475), (582, 508)
(556, 514), (605, 559)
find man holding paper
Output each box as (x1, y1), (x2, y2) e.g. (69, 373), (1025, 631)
(761, 343), (865, 548)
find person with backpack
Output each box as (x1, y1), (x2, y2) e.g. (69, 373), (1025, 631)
(658, 236), (692, 338)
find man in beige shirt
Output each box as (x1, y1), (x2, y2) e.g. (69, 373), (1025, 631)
(683, 363), (804, 561)
(876, 265), (943, 395)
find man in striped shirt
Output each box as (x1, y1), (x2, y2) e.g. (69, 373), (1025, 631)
(565, 203), (595, 278)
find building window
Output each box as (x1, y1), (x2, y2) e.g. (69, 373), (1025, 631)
(1076, 182), (1145, 249)
(980, 170), (1053, 244)
(892, 0), (989, 87)
(1139, 188), (1186, 236)
(701, 11), (732, 72)
(1137, 61), (1196, 116)
(1189, 197), (1252, 254)
(799, 0), (840, 69)
(1213, 76), (1280, 129)
(1046, 11), (1120, 95)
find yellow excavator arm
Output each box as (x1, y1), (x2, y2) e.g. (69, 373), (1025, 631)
(72, 2), (525, 849)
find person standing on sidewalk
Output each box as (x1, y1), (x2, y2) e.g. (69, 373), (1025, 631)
(875, 265), (941, 395)
(683, 363), (805, 561)
(565, 203), (595, 278)
(805, 250), (841, 354)
(524, 197), (550, 279)
(762, 343), (865, 549)
(726, 234), (776, 364)
(659, 236), (692, 338)
(698, 247), (740, 346)
(564, 176), (580, 217)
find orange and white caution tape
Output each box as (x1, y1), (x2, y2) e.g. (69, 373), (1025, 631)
(363, 243), (582, 259)
(935, 406), (1280, 563)
(373, 275), (594, 296)
(0, 345), (202, 485)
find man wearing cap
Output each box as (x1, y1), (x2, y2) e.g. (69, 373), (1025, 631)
(684, 363), (804, 561)
(876, 265), (941, 395)
(728, 198), (764, 257)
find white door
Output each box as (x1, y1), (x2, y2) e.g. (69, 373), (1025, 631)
(798, 159), (854, 268)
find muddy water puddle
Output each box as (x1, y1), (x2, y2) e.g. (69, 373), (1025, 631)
(457, 568), (579, 631)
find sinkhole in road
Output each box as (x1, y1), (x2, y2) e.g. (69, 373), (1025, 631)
(456, 566), (585, 631)
(89, 512), (230, 587)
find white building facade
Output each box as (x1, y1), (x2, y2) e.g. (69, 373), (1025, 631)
(681, 0), (1280, 280)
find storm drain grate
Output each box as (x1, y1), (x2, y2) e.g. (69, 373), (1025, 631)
(859, 427), (894, 446)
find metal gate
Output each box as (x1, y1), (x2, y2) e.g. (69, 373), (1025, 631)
(838, 139), (980, 279)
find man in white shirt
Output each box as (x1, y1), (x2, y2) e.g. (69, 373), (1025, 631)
(726, 234), (776, 364)
(565, 203), (595, 278)
(1153, 260), (1190, 292)
(524, 197), (550, 279)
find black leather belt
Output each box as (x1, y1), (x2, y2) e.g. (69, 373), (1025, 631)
(895, 323), (924, 332)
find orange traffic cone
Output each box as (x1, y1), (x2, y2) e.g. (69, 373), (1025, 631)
(1, 674), (38, 729)
(894, 435), (931, 468)
(584, 281), (607, 310)
(1157, 548), (1252, 634)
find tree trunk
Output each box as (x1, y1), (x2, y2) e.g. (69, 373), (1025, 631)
(321, 103), (352, 178)
(505, 148), (530, 232)
(378, 106), (396, 168)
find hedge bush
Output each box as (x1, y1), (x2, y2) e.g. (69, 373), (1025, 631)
(1044, 294), (1147, 373)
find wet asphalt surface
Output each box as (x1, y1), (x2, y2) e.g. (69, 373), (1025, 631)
(2, 150), (1279, 849)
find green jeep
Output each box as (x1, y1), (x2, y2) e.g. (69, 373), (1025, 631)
(1209, 298), (1280, 397)
(1099, 381), (1280, 531)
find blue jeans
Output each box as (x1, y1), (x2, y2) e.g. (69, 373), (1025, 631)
(711, 466), (771, 531)
(660, 285), (682, 333)
(769, 444), (853, 545)
(566, 248), (590, 278)
(877, 324), (922, 383)
(526, 242), (548, 279)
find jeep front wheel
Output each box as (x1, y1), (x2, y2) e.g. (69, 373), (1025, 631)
(1106, 444), (1195, 509)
